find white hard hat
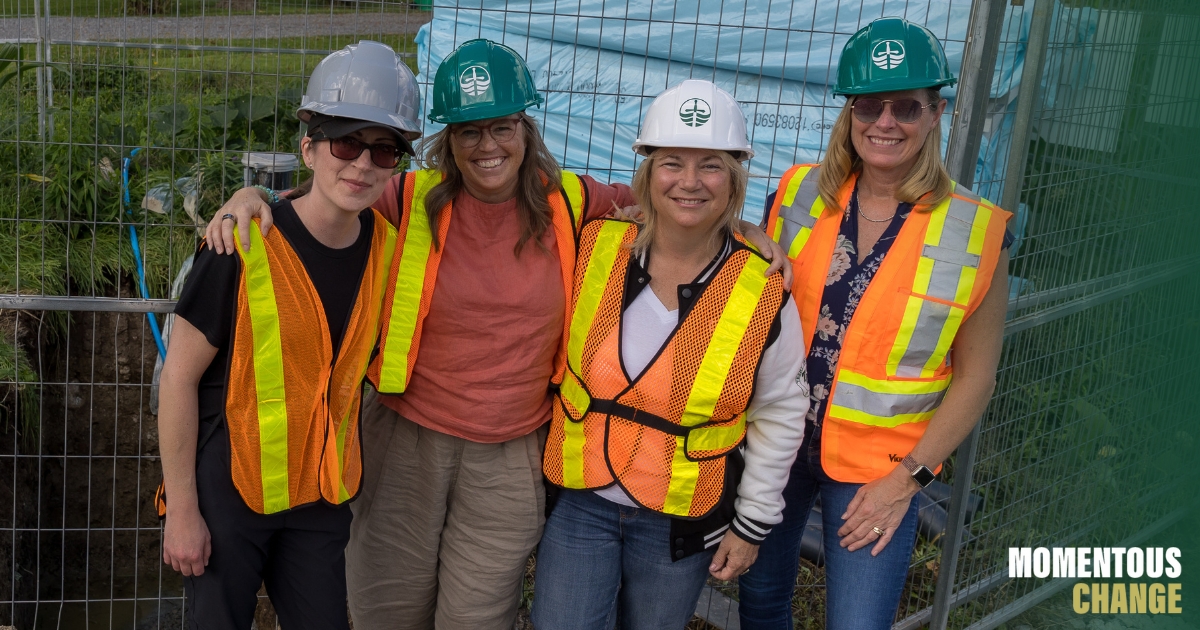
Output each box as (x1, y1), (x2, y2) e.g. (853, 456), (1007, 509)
(298, 40), (422, 141)
(632, 79), (753, 161)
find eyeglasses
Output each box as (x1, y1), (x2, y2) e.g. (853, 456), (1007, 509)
(452, 118), (520, 148)
(324, 136), (404, 169)
(850, 98), (937, 124)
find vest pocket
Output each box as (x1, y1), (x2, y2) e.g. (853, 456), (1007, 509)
(684, 415), (747, 460)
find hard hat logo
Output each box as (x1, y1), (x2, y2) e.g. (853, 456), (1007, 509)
(459, 65), (492, 97)
(679, 98), (711, 127)
(871, 40), (906, 70)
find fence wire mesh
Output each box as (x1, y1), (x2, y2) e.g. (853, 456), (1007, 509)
(0, 0), (1196, 629)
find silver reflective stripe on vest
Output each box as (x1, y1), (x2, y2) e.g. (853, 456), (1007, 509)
(894, 192), (983, 377)
(777, 171), (822, 256)
(833, 381), (946, 418)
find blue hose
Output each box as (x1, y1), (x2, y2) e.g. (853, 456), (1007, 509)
(122, 149), (168, 359)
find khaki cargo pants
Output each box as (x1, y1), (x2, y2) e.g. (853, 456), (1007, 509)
(346, 388), (546, 630)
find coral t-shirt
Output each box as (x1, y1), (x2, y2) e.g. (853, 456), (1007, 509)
(372, 173), (634, 443)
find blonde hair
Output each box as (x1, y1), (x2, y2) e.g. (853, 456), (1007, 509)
(817, 90), (952, 212)
(417, 112), (562, 255)
(629, 149), (748, 255)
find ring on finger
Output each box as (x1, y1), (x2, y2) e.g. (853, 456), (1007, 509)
(872, 526), (886, 536)
(221, 213), (236, 223)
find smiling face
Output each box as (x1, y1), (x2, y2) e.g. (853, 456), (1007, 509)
(850, 89), (946, 176)
(450, 114), (526, 203)
(648, 148), (734, 235)
(300, 126), (397, 213)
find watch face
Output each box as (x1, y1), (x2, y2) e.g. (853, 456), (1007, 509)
(913, 466), (936, 488)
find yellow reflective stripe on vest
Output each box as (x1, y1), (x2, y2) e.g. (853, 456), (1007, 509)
(886, 188), (990, 378)
(559, 373), (588, 488)
(828, 369), (950, 427)
(236, 223), (290, 514)
(561, 171), (585, 234)
(335, 411), (351, 502)
(663, 254), (769, 516)
(560, 222), (632, 488)
(377, 170), (441, 392)
(775, 167), (824, 259)
(567, 222), (632, 371)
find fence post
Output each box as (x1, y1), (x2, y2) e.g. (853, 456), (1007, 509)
(925, 2), (1009, 627)
(927, 423), (981, 630)
(945, 0), (1007, 188)
(999, 0), (1055, 215)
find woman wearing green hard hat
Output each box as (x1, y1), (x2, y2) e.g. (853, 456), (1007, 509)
(205, 38), (787, 629)
(738, 17), (1014, 629)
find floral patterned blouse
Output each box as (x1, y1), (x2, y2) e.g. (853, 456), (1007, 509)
(804, 188), (912, 431)
(765, 184), (1013, 435)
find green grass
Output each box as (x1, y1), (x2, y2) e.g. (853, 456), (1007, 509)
(0, 0), (427, 19)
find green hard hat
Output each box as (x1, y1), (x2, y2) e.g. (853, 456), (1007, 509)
(833, 17), (957, 96)
(428, 39), (544, 125)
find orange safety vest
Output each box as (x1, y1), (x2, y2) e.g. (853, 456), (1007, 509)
(543, 220), (786, 519)
(764, 164), (1010, 483)
(367, 169), (586, 394)
(156, 212), (397, 516)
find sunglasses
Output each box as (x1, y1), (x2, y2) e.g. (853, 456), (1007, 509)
(851, 98), (937, 124)
(323, 136), (405, 169)
(452, 118), (520, 149)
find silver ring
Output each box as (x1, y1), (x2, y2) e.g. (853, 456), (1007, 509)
(872, 526), (886, 536)
(221, 213), (236, 223)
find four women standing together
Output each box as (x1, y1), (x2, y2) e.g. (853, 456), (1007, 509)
(158, 15), (1010, 630)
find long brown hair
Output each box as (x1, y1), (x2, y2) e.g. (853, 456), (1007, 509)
(817, 89), (951, 212)
(418, 112), (562, 255)
(629, 148), (748, 256)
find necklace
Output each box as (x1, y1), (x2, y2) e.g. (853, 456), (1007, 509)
(854, 188), (897, 223)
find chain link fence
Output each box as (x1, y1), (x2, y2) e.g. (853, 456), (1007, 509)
(1, 0), (1196, 628)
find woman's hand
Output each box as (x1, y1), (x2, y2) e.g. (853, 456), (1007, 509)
(609, 203), (644, 222)
(837, 467), (919, 556)
(163, 504), (212, 576)
(204, 187), (274, 254)
(709, 534), (760, 581)
(738, 220), (793, 287)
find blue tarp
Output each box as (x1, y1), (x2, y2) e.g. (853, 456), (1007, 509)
(414, 0), (1095, 224)
(416, 0), (974, 222)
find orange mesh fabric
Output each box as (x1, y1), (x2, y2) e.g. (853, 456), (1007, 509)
(545, 220), (784, 519)
(226, 212), (392, 514)
(544, 220), (636, 490)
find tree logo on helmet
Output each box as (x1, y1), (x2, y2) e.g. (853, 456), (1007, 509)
(459, 65), (492, 97)
(679, 98), (711, 127)
(871, 40), (906, 70)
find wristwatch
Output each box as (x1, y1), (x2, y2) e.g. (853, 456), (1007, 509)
(901, 454), (936, 488)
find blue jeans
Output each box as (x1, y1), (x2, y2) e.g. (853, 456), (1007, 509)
(531, 490), (715, 630)
(738, 432), (919, 630)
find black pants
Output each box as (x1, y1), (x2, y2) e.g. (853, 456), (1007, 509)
(185, 422), (352, 630)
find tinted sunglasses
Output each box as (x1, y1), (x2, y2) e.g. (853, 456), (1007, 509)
(851, 98), (937, 124)
(322, 136), (405, 169)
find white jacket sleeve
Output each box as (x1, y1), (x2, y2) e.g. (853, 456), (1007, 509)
(730, 295), (810, 544)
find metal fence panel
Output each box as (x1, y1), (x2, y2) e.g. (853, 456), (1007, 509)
(1, 0), (1197, 629)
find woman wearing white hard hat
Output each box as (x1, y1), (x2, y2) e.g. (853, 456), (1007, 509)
(155, 40), (413, 629)
(739, 17), (1012, 629)
(531, 79), (809, 629)
(205, 42), (790, 629)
